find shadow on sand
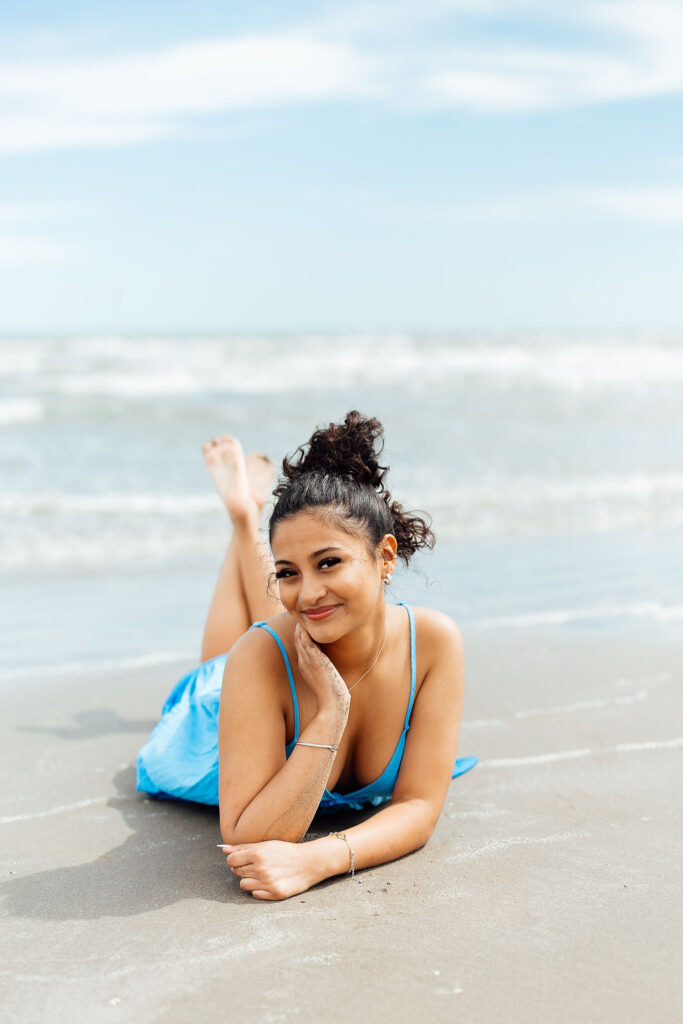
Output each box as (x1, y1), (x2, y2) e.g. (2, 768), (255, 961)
(17, 708), (158, 741)
(3, 763), (367, 922)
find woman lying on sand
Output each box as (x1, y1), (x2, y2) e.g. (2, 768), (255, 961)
(137, 411), (476, 900)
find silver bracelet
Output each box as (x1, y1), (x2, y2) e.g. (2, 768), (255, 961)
(329, 831), (355, 877)
(296, 740), (339, 752)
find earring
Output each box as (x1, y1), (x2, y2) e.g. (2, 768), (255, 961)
(383, 573), (392, 584)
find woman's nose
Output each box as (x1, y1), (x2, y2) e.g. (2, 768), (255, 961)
(297, 574), (327, 608)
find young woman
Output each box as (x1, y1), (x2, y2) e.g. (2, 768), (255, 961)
(137, 411), (476, 901)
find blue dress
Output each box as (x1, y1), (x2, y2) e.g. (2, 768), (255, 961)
(136, 603), (477, 812)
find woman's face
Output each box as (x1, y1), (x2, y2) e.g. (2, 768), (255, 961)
(270, 510), (393, 641)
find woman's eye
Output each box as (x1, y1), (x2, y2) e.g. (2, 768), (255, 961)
(275, 569), (295, 580)
(319, 557), (341, 570)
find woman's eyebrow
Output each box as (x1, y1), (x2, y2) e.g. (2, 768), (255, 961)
(310, 546), (343, 559)
(274, 544), (344, 569)
(275, 546), (344, 567)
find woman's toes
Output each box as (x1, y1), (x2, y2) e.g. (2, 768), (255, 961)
(246, 453), (276, 508)
(203, 433), (254, 518)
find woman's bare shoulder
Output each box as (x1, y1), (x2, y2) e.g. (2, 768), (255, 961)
(408, 605), (464, 670)
(220, 618), (293, 724)
(260, 611), (295, 640)
(225, 613), (295, 670)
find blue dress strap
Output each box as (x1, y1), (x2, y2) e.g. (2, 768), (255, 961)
(250, 621), (300, 743)
(396, 602), (417, 731)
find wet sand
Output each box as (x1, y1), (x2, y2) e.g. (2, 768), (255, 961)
(1, 627), (681, 1023)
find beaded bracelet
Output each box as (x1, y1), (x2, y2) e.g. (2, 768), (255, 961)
(329, 831), (355, 877)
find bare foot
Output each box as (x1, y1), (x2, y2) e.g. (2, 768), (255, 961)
(203, 435), (256, 521)
(246, 453), (276, 509)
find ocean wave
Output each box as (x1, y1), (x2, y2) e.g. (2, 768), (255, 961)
(0, 398), (44, 424)
(470, 602), (683, 627)
(0, 492), (219, 515)
(0, 528), (224, 569)
(416, 471), (683, 538)
(2, 470), (683, 567)
(0, 350), (43, 376)
(5, 471), (682, 519)
(0, 649), (195, 682)
(4, 334), (683, 397)
(2, 602), (680, 683)
(416, 471), (683, 509)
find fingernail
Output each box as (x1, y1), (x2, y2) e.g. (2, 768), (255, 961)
(216, 843), (232, 849)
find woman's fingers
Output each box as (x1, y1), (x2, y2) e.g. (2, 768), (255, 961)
(218, 842), (254, 861)
(296, 623), (316, 647)
(297, 627), (325, 662)
(239, 877), (280, 900)
(294, 627), (312, 664)
(295, 622), (311, 643)
(295, 624), (321, 661)
(239, 876), (265, 892)
(230, 865), (255, 878)
(227, 850), (254, 868)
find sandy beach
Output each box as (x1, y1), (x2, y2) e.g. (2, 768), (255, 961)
(5, 0), (683, 1017)
(2, 625), (681, 1023)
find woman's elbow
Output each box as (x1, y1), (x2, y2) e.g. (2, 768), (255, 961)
(393, 796), (439, 847)
(219, 806), (244, 845)
(219, 821), (237, 845)
(220, 818), (263, 845)
(416, 818), (438, 849)
(220, 810), (293, 845)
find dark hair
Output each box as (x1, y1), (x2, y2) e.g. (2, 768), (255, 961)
(268, 411), (435, 564)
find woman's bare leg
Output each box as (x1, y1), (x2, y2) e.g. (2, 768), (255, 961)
(200, 437), (280, 661)
(201, 531), (251, 662)
(230, 448), (282, 624)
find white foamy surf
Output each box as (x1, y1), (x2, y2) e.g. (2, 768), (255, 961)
(2, 331), (682, 671)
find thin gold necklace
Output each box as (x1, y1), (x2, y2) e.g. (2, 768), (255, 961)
(346, 624), (389, 694)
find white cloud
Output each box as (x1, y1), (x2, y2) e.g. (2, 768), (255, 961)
(328, 0), (683, 113)
(592, 0), (683, 52)
(583, 184), (683, 223)
(419, 46), (665, 113)
(0, 33), (379, 154)
(415, 0), (683, 112)
(1, 2), (683, 152)
(448, 183), (683, 224)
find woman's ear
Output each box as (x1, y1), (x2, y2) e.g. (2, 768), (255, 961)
(379, 534), (398, 582)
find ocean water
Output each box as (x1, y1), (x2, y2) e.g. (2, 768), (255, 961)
(1, 332), (682, 681)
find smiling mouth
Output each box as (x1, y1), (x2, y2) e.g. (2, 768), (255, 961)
(301, 604), (341, 621)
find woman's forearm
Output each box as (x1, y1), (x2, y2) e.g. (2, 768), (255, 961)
(305, 798), (436, 884)
(223, 708), (347, 844)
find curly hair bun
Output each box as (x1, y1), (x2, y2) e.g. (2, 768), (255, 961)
(281, 410), (387, 489)
(271, 410), (435, 564)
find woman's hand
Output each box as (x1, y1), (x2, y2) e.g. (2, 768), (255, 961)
(220, 839), (321, 901)
(294, 624), (350, 720)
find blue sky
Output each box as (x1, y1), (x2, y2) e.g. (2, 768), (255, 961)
(1, 0), (683, 332)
